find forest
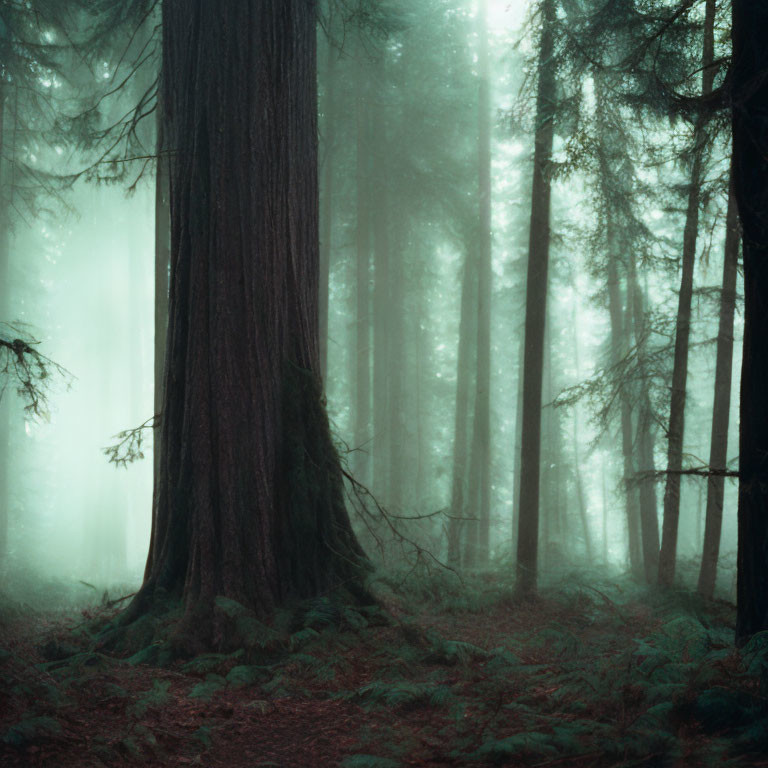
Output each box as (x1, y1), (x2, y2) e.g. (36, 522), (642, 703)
(1, 0), (768, 765)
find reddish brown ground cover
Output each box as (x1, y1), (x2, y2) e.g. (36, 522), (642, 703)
(0, 579), (765, 767)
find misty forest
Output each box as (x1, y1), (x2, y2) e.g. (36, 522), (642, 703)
(2, 0), (768, 765)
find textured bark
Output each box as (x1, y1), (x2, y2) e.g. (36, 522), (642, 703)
(698, 173), (739, 599)
(354, 58), (372, 485)
(319, 37), (336, 383)
(516, 0), (556, 597)
(658, 0), (716, 587)
(628, 252), (659, 583)
(733, 0), (768, 644)
(128, 0), (368, 648)
(447, 253), (477, 567)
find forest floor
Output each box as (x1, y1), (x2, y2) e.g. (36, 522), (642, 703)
(1, 568), (768, 768)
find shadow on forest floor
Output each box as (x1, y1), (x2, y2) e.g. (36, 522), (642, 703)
(1, 568), (767, 767)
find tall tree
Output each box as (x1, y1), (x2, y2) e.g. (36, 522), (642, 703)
(118, 0), (369, 650)
(354, 53), (372, 485)
(732, 0), (768, 644)
(516, 0), (556, 597)
(697, 170), (739, 599)
(464, 0), (492, 569)
(658, 0), (716, 586)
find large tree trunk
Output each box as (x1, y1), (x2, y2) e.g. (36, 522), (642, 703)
(125, 0), (368, 650)
(628, 252), (660, 583)
(658, 0), (716, 586)
(516, 0), (556, 597)
(733, 0), (768, 645)
(319, 36), (336, 383)
(698, 172), (739, 599)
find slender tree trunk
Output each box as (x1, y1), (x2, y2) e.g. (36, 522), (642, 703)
(698, 171), (739, 598)
(387, 235), (405, 511)
(571, 298), (592, 561)
(628, 251), (659, 583)
(601, 464), (608, 564)
(125, 0), (369, 650)
(606, 255), (642, 576)
(473, 0), (492, 567)
(516, 0), (556, 597)
(512, 327), (524, 557)
(372, 88), (390, 498)
(354, 58), (371, 485)
(319, 37), (336, 382)
(465, 0), (493, 569)
(658, 0), (716, 586)
(733, 0), (768, 644)
(447, 253), (477, 566)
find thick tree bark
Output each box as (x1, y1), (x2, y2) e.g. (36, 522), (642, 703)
(698, 173), (739, 599)
(447, 252), (477, 567)
(658, 0), (716, 587)
(628, 253), (660, 583)
(733, 0), (768, 645)
(127, 0), (368, 649)
(354, 58), (372, 485)
(319, 37), (336, 383)
(516, 0), (556, 597)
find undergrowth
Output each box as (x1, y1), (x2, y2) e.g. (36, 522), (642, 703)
(1, 569), (766, 767)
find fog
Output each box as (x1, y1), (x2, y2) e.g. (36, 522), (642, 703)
(0, 0), (740, 599)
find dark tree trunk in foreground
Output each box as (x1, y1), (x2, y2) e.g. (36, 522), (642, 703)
(126, 0), (368, 649)
(516, 0), (556, 597)
(658, 0), (716, 587)
(733, 0), (768, 644)
(698, 172), (739, 599)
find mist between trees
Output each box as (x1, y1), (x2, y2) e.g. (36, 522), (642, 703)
(0, 0), (763, 641)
